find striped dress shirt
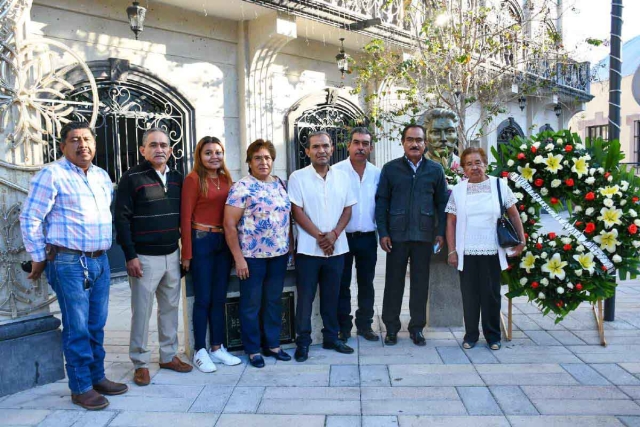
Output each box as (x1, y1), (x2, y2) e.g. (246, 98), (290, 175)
(20, 158), (114, 262)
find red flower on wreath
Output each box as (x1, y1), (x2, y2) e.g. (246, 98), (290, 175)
(501, 171), (509, 178)
(629, 224), (638, 235)
(529, 219), (536, 225)
(531, 281), (539, 289)
(556, 301), (564, 308)
(584, 222), (596, 234)
(565, 178), (574, 187)
(565, 145), (573, 152)
(519, 204), (525, 211)
(534, 178), (544, 187)
(563, 244), (572, 251)
(576, 221), (583, 227)
(633, 196), (639, 203)
(531, 146), (537, 154)
(536, 243), (543, 249)
(551, 197), (559, 205)
(601, 265), (609, 271)
(576, 283), (583, 291)
(524, 233), (529, 240)
(517, 152), (526, 160)
(585, 192), (595, 201)
(548, 232), (557, 240)
(604, 172), (611, 179)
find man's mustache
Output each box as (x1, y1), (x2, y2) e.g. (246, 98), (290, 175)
(355, 150), (366, 155)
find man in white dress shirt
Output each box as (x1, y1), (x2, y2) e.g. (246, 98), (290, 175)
(333, 127), (381, 342)
(288, 131), (357, 362)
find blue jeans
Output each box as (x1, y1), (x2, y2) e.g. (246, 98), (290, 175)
(239, 254), (288, 354)
(190, 231), (231, 351)
(338, 232), (378, 332)
(295, 254), (344, 347)
(45, 252), (110, 394)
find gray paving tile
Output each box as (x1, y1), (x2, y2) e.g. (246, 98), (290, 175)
(476, 364), (579, 386)
(106, 393), (197, 412)
(524, 331), (563, 346)
(530, 399), (640, 415)
(238, 364), (330, 387)
(326, 416), (361, 427)
(490, 386), (538, 415)
(361, 399), (467, 416)
(621, 387), (640, 400)
(223, 387), (264, 414)
(511, 315), (543, 331)
(508, 415), (625, 427)
(591, 364), (640, 385)
(521, 386), (629, 400)
(361, 387), (458, 400)
(214, 414), (325, 427)
(398, 415), (510, 426)
(263, 387), (359, 400)
(457, 387), (502, 415)
(0, 409), (50, 426)
(188, 385), (234, 413)
(258, 398), (360, 415)
(436, 346), (471, 364)
(331, 365), (360, 387)
(619, 416), (640, 426)
(36, 410), (115, 427)
(620, 364), (640, 374)
(108, 412), (218, 426)
(463, 346), (500, 364)
(388, 364), (483, 386)
(359, 348), (442, 365)
(362, 416), (398, 427)
(360, 365), (390, 387)
(568, 345), (640, 363)
(151, 368), (242, 386)
(561, 364), (611, 385)
(547, 331), (587, 345)
(491, 346), (581, 364)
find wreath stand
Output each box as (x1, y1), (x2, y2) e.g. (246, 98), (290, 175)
(500, 297), (607, 346)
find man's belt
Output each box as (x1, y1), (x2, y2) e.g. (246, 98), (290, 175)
(346, 231), (376, 237)
(192, 222), (224, 233)
(47, 244), (105, 260)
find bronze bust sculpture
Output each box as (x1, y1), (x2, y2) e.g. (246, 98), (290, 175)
(423, 108), (460, 170)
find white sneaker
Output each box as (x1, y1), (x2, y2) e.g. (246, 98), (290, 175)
(193, 348), (217, 373)
(210, 344), (242, 366)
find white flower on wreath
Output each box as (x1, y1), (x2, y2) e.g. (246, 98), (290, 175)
(551, 179), (562, 188)
(576, 143), (585, 150)
(507, 159), (515, 167)
(541, 252), (548, 259)
(541, 188), (549, 196)
(528, 207), (536, 215)
(532, 233), (539, 239)
(585, 177), (595, 185)
(622, 200), (628, 206)
(533, 142), (541, 150)
(520, 252), (537, 273)
(598, 167), (605, 174)
(549, 241), (557, 247)
(635, 219), (640, 226)
(603, 198), (614, 208)
(613, 255), (622, 263)
(574, 190), (581, 195)
(533, 155), (545, 164)
(545, 153), (564, 173)
(575, 269), (583, 277)
(593, 228), (620, 253)
(633, 241), (640, 248)
(557, 138), (564, 145)
(567, 282), (574, 289)
(572, 157), (589, 178)
(557, 287), (565, 295)
(517, 163), (536, 182)
(563, 160), (570, 166)
(541, 278), (549, 286)
(589, 168), (596, 176)
(515, 192), (524, 200)
(585, 207), (595, 216)
(598, 207), (623, 228)
(520, 212), (528, 222)
(573, 252), (595, 275)
(607, 175), (613, 182)
(520, 277), (528, 285)
(541, 253), (568, 280)
(545, 143), (555, 152)
(538, 292), (546, 300)
(621, 181), (630, 191)
(574, 206), (583, 213)
(576, 245), (585, 252)
(561, 237), (572, 245)
(520, 144), (527, 150)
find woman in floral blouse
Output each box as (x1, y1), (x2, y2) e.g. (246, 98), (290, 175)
(224, 139), (292, 368)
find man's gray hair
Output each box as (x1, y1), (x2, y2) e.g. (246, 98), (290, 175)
(423, 108), (458, 124)
(141, 127), (170, 146)
(349, 127), (372, 141)
(306, 130), (333, 147)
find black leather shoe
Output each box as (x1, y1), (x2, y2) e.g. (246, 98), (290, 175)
(338, 331), (350, 342)
(294, 346), (309, 362)
(384, 333), (398, 346)
(357, 329), (380, 342)
(249, 355), (265, 368)
(410, 331), (426, 346)
(263, 348), (292, 361)
(322, 340), (354, 354)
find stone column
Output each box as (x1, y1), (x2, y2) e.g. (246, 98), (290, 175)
(427, 243), (463, 327)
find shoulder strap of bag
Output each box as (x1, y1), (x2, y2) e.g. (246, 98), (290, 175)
(496, 178), (506, 217)
(274, 175), (287, 191)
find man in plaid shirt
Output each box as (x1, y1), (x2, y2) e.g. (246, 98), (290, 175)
(20, 121), (128, 410)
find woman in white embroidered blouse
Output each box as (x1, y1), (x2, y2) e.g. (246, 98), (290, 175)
(445, 147), (525, 350)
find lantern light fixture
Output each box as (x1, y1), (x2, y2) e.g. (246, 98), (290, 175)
(127, 1), (147, 40)
(518, 95), (527, 111)
(554, 103), (562, 117)
(336, 38), (349, 79)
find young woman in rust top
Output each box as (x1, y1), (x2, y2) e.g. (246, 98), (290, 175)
(181, 136), (241, 372)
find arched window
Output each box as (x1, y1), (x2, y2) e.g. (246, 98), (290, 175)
(496, 117), (525, 161)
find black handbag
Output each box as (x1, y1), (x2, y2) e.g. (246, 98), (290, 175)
(496, 179), (520, 248)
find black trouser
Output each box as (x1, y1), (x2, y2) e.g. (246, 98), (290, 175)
(338, 232), (378, 333)
(295, 254), (344, 347)
(381, 241), (431, 334)
(459, 254), (502, 344)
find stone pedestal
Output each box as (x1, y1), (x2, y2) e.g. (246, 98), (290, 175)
(427, 243), (463, 327)
(0, 314), (65, 397)
(183, 268), (322, 357)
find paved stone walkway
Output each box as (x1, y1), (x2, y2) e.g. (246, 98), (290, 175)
(4, 233), (640, 426)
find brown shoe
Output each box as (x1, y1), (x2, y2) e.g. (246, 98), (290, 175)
(159, 356), (193, 373)
(93, 378), (128, 395)
(71, 389), (109, 410)
(134, 368), (150, 386)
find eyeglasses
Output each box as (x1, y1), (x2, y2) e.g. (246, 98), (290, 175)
(252, 155), (272, 163)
